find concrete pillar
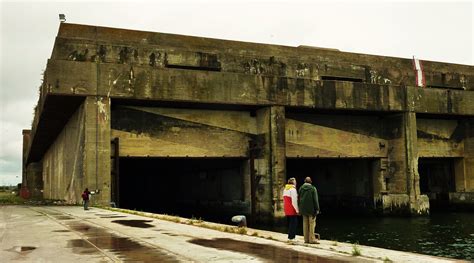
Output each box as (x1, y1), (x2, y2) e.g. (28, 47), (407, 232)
(270, 106), (286, 219)
(84, 96), (111, 206)
(449, 119), (474, 208)
(383, 112), (429, 215)
(454, 158), (466, 192)
(254, 106), (286, 222)
(22, 130), (43, 198)
(25, 162), (43, 198)
(22, 130), (31, 188)
(464, 119), (474, 191)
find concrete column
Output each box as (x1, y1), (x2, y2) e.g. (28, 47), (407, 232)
(254, 106), (286, 222)
(22, 130), (31, 189)
(383, 112), (429, 215)
(270, 106), (286, 219)
(464, 119), (474, 191)
(25, 162), (43, 198)
(84, 96), (111, 206)
(371, 158), (387, 212)
(449, 119), (474, 208)
(454, 159), (466, 192)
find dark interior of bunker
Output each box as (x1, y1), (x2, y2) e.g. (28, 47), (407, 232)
(287, 158), (375, 214)
(117, 157), (249, 220)
(418, 158), (457, 211)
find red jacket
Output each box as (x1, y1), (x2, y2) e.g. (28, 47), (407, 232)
(283, 184), (299, 216)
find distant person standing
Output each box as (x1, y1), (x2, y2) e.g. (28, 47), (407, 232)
(298, 177), (320, 244)
(81, 188), (91, 210)
(283, 177), (299, 243)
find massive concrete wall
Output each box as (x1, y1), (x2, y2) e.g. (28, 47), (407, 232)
(41, 97), (111, 205)
(42, 103), (85, 202)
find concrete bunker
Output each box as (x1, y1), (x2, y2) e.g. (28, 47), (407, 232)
(22, 23), (474, 221)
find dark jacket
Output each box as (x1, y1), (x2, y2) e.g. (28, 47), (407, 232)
(298, 183), (320, 216)
(82, 190), (90, 201)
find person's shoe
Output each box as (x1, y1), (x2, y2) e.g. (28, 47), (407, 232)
(309, 240), (320, 244)
(287, 239), (296, 245)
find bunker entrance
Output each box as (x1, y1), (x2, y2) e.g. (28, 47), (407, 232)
(118, 157), (250, 220)
(418, 158), (456, 210)
(286, 158), (375, 214)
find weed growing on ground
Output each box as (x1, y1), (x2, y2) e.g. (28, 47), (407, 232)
(351, 243), (362, 256)
(331, 240), (338, 246)
(383, 256), (392, 262)
(251, 232), (259, 237)
(237, 227), (247, 235)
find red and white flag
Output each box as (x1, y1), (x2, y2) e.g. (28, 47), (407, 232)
(412, 56), (426, 87)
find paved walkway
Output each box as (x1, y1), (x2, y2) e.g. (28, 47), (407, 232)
(0, 206), (465, 262)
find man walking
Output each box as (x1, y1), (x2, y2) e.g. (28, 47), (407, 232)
(283, 177), (299, 243)
(298, 177), (320, 244)
(81, 188), (91, 210)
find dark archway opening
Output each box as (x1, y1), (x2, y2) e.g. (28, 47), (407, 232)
(286, 158), (375, 215)
(418, 158), (456, 210)
(118, 157), (249, 221)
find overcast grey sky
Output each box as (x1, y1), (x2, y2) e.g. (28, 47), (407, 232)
(0, 0), (473, 186)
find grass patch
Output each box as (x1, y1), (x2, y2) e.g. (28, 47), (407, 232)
(351, 243), (362, 256)
(383, 257), (392, 262)
(0, 192), (25, 205)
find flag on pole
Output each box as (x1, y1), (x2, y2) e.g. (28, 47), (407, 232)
(412, 56), (426, 87)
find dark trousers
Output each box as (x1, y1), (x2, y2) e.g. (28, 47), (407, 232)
(287, 215), (298, 240)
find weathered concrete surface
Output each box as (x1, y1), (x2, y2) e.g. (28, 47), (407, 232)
(0, 206), (464, 263)
(23, 23), (474, 220)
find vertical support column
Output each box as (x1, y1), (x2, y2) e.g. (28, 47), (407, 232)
(254, 107), (272, 221)
(254, 106), (287, 222)
(22, 130), (31, 189)
(84, 96), (111, 206)
(450, 119), (474, 209)
(384, 112), (428, 215)
(404, 112), (419, 199)
(270, 106), (286, 219)
(464, 119), (474, 191)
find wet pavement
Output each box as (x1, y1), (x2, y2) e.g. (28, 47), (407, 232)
(189, 238), (348, 263)
(0, 206), (462, 262)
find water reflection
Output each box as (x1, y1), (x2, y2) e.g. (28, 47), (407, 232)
(316, 212), (474, 260)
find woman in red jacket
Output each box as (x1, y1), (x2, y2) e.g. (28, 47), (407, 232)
(283, 177), (299, 243)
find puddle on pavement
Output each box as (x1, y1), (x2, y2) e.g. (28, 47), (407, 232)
(189, 238), (349, 263)
(66, 222), (178, 261)
(53, 230), (71, 232)
(67, 239), (99, 255)
(6, 246), (36, 254)
(111, 219), (154, 228)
